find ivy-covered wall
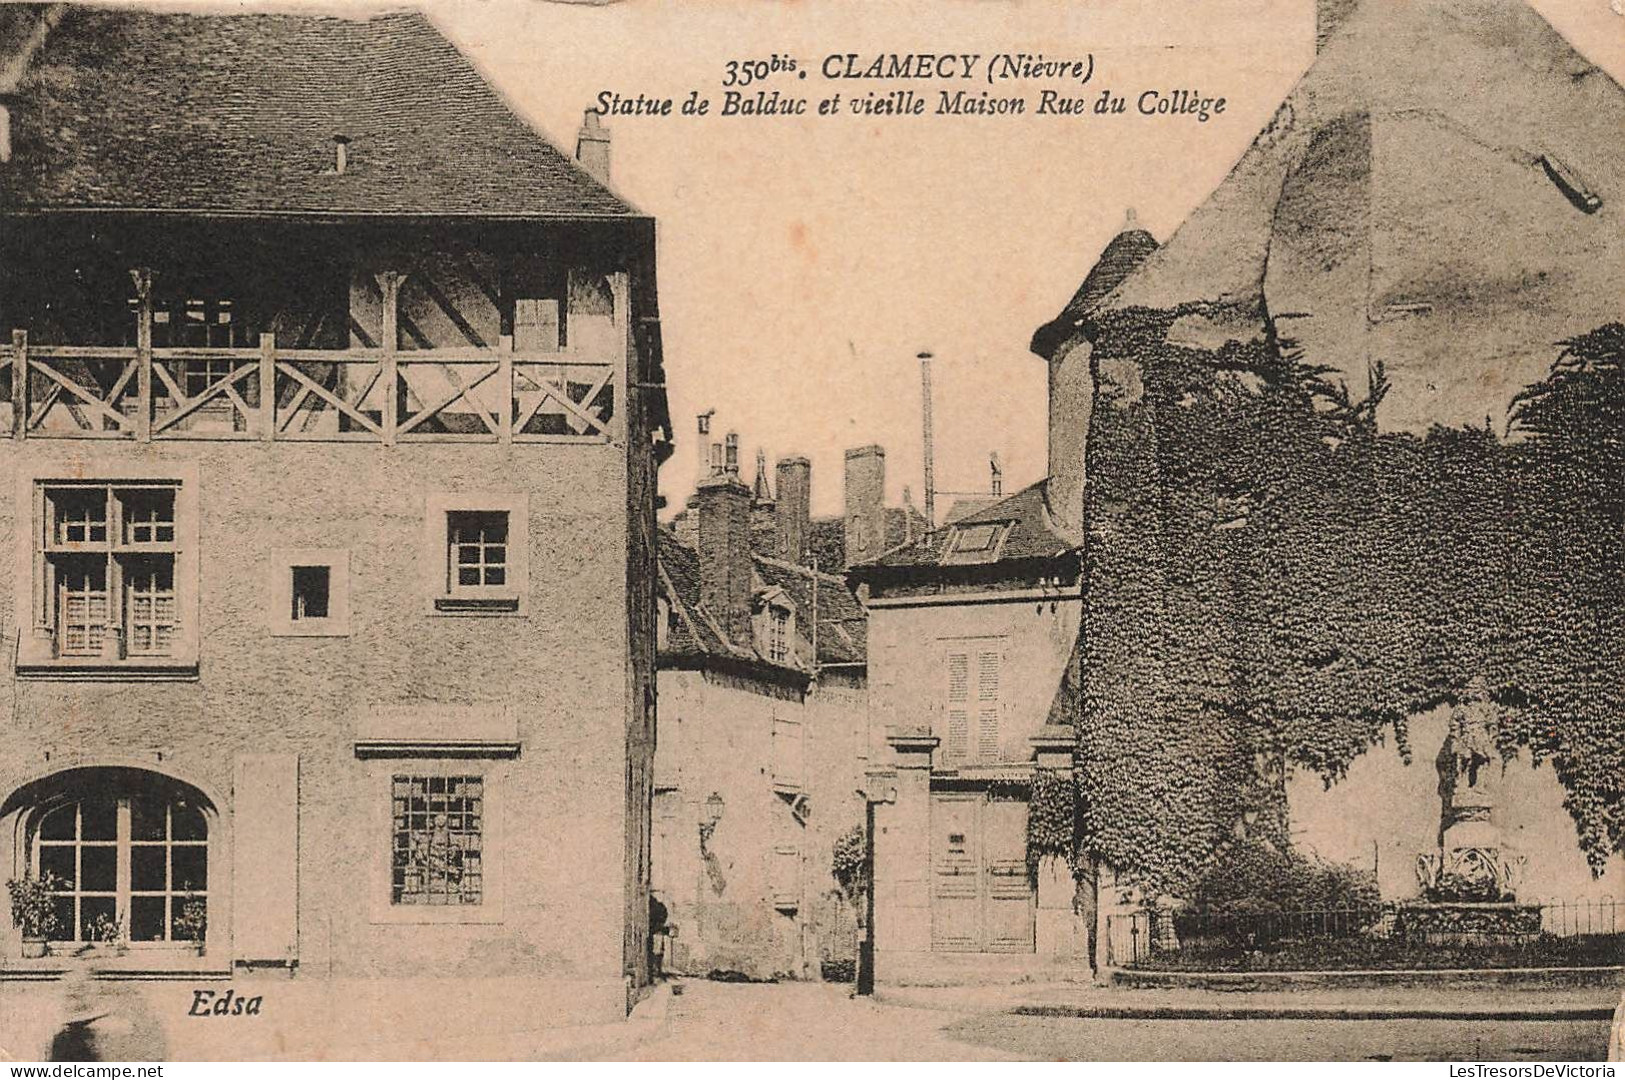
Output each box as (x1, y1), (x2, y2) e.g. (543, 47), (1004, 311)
(1076, 312), (1624, 895)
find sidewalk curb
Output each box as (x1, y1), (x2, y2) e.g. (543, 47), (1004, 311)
(1011, 1003), (1617, 1022)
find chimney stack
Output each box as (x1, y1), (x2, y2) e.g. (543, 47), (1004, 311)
(1316, 0), (1360, 52)
(695, 471), (754, 649)
(844, 445), (887, 568)
(576, 110), (612, 186)
(0, 102), (11, 165)
(724, 432), (740, 477)
(775, 456), (811, 564)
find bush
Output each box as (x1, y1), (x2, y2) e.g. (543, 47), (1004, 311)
(1191, 841), (1379, 913)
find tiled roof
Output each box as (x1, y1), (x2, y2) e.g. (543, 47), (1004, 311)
(0, 5), (637, 218)
(851, 481), (1080, 572)
(1029, 223), (1160, 360)
(805, 505), (929, 570)
(657, 528), (867, 670)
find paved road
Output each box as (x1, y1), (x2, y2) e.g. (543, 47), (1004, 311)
(619, 981), (1612, 1061)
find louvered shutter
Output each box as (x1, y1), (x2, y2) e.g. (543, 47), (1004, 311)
(946, 650), (970, 763)
(976, 648), (1001, 762)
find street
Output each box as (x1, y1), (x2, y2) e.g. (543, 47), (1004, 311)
(613, 981), (1613, 1062)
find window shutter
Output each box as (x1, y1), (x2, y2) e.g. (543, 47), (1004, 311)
(946, 650), (970, 763)
(233, 754), (299, 965)
(976, 648), (1001, 762)
(771, 846), (800, 910)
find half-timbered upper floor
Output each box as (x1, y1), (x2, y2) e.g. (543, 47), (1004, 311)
(0, 5), (670, 453)
(0, 217), (659, 448)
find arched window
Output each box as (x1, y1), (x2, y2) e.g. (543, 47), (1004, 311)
(25, 773), (209, 947)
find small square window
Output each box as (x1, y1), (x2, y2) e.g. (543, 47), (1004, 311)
(424, 495), (528, 616)
(268, 548), (350, 637)
(291, 566), (331, 621)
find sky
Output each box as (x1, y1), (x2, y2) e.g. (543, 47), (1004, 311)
(100, 0), (1625, 519)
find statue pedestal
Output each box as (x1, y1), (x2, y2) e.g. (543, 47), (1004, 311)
(1395, 901), (1542, 946)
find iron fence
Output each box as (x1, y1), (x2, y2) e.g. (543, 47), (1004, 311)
(1107, 897), (1625, 970)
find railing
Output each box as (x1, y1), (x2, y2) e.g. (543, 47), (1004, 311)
(1107, 898), (1625, 970)
(0, 331), (620, 446)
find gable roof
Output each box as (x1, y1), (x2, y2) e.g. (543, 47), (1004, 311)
(0, 4), (637, 218)
(1089, 0), (1624, 435)
(850, 481), (1080, 573)
(657, 529), (868, 671)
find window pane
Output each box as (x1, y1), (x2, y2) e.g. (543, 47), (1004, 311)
(131, 798), (166, 841)
(172, 897), (206, 942)
(172, 845), (207, 891)
(39, 844), (76, 887)
(80, 896), (116, 941)
(80, 846), (117, 892)
(131, 845), (167, 891)
(485, 567), (505, 586)
(172, 803), (206, 841)
(39, 804), (76, 840)
(291, 565), (331, 621)
(130, 895), (166, 942)
(80, 799), (117, 841)
(50, 896), (75, 942)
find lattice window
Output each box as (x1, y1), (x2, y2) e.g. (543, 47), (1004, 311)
(124, 557), (177, 657)
(42, 484), (181, 660)
(447, 512), (508, 591)
(768, 608), (790, 663)
(57, 557), (109, 657)
(391, 775), (484, 906)
(122, 490), (175, 544)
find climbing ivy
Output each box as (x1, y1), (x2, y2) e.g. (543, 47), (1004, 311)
(1027, 767), (1076, 872)
(1076, 313), (1625, 894)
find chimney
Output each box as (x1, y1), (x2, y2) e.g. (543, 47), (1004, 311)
(775, 456), (811, 564)
(990, 452), (1003, 497)
(0, 102), (11, 165)
(694, 410), (715, 485)
(724, 432), (741, 477)
(332, 133), (350, 175)
(844, 445), (887, 568)
(1316, 0), (1360, 51)
(694, 471), (754, 649)
(576, 110), (612, 186)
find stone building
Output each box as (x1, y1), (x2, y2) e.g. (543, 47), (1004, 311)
(1061, 0), (1625, 949)
(849, 218), (1158, 984)
(653, 432), (881, 979)
(0, 5), (669, 1056)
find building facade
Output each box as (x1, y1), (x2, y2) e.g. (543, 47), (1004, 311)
(0, 6), (669, 1056)
(851, 215), (1158, 985)
(654, 434), (880, 980)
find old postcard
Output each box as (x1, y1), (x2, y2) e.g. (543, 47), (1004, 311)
(0, 0), (1622, 1064)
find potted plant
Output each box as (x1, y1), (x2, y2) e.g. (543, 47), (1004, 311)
(7, 873), (62, 958)
(173, 896), (207, 955)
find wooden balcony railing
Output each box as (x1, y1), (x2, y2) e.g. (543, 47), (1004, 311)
(0, 330), (621, 445)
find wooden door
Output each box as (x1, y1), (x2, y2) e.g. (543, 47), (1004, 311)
(930, 793), (981, 951)
(983, 798), (1036, 952)
(930, 792), (1035, 953)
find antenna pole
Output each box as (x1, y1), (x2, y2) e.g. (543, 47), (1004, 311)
(919, 351), (936, 529)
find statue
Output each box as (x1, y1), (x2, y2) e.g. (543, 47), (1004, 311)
(1414, 678), (1522, 902)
